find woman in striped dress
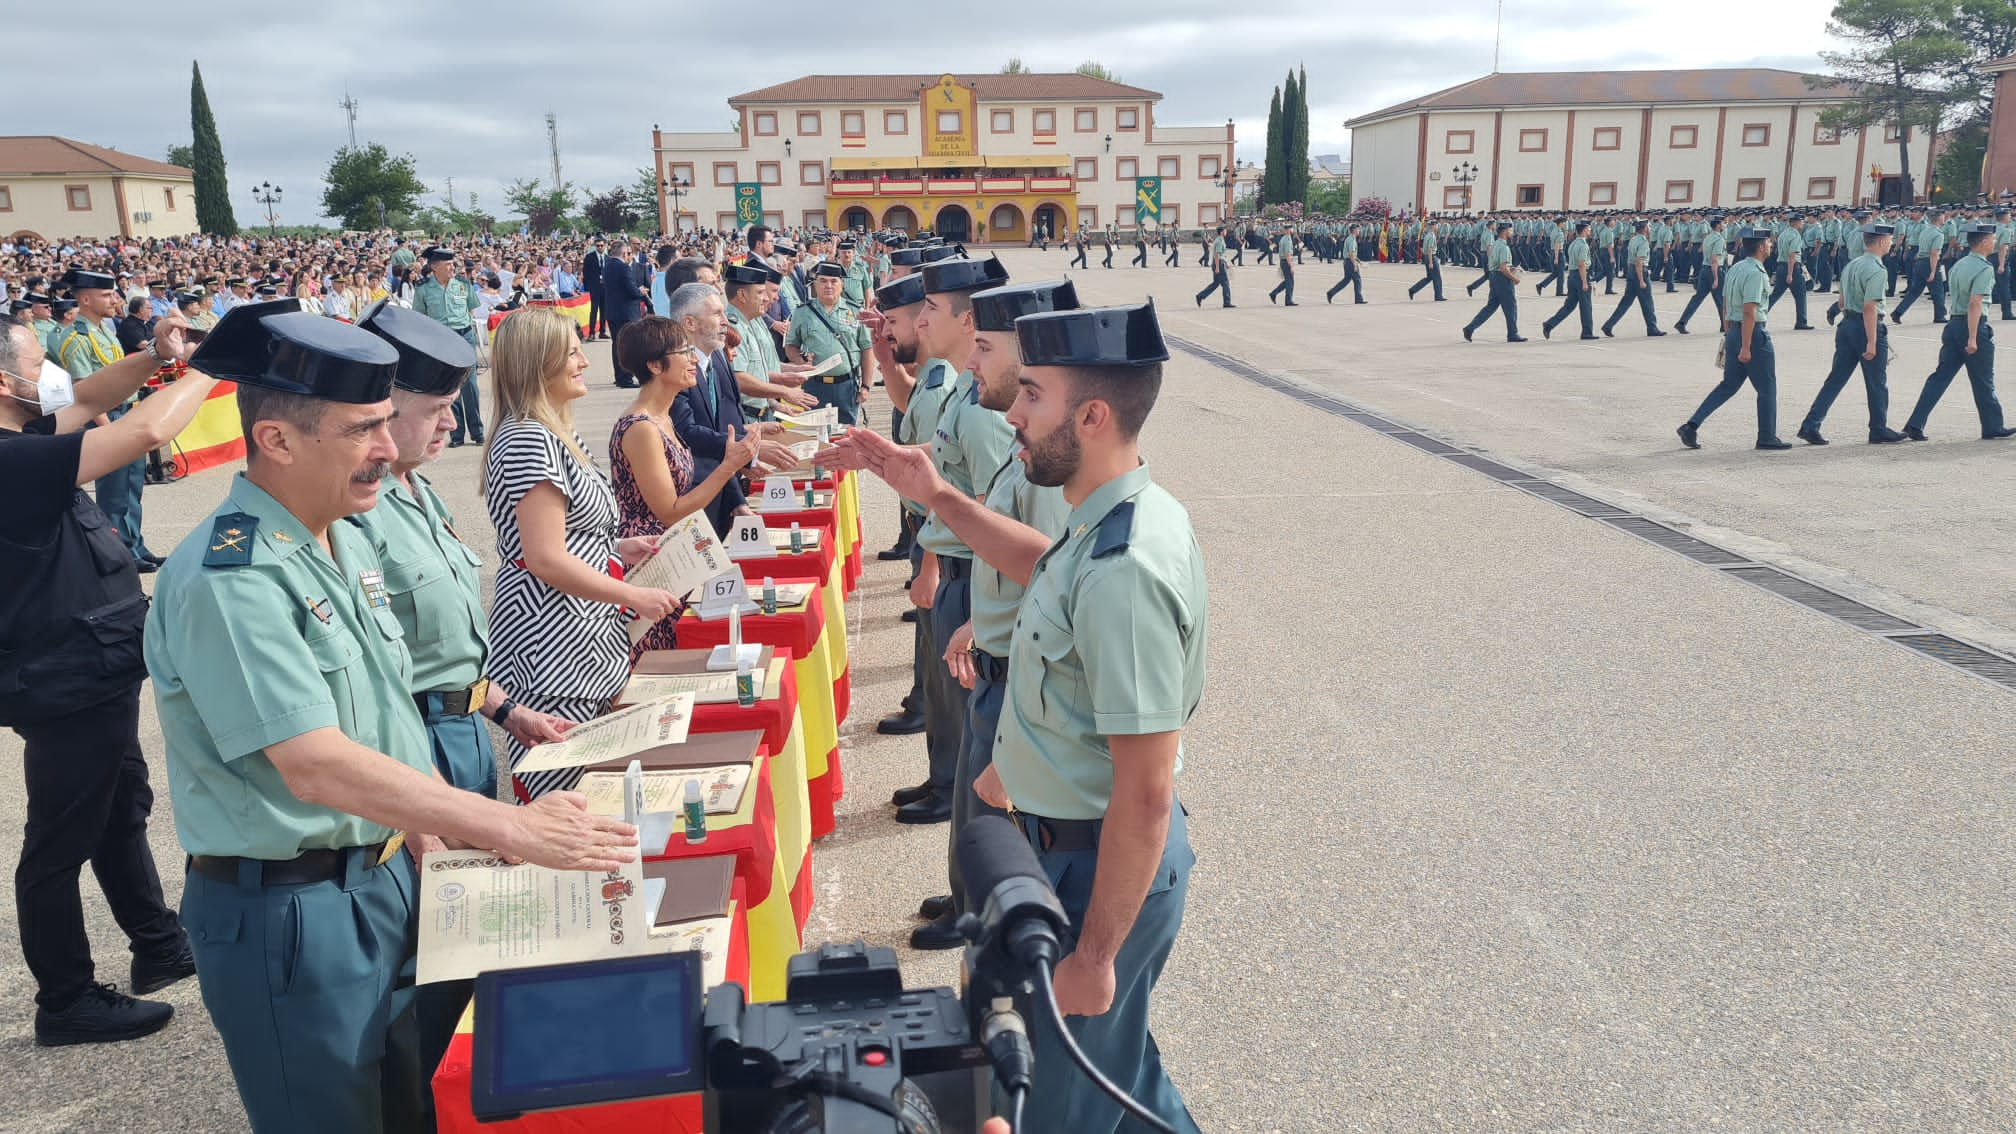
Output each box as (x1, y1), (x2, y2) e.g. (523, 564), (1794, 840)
(482, 307), (683, 798)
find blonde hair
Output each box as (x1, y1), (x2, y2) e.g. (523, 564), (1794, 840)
(485, 307), (594, 476)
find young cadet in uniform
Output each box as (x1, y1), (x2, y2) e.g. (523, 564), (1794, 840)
(1267, 228), (1297, 306)
(1601, 220), (1666, 337)
(0, 315), (205, 1046)
(1463, 222), (1527, 342)
(723, 263), (817, 422)
(1798, 222), (1907, 445)
(1326, 224), (1366, 304)
(1766, 214), (1814, 329)
(1679, 228), (1790, 451)
(1408, 222), (1445, 300)
(1674, 215), (1727, 335)
(409, 247), (485, 446)
(785, 261), (877, 424)
(902, 257), (1013, 827)
(1540, 221), (1598, 340)
(55, 269), (163, 569)
(1901, 223), (2016, 442)
(1193, 227), (1232, 308)
(1893, 208), (1949, 324)
(869, 274), (935, 739)
(147, 304), (637, 1134)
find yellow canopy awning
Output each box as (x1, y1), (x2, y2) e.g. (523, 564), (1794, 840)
(983, 154), (1068, 169)
(828, 153), (1069, 172)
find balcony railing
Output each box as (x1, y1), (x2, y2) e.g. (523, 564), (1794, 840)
(826, 175), (1073, 196)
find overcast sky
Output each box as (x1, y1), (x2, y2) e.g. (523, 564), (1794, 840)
(16, 0), (1841, 226)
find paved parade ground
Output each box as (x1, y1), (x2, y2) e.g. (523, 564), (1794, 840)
(4, 248), (2014, 1132)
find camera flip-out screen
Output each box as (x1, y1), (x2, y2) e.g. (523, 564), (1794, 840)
(470, 950), (706, 1123)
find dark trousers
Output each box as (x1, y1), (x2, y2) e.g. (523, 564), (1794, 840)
(183, 853), (423, 1134)
(1020, 805), (1202, 1134)
(1269, 263), (1295, 304)
(14, 684), (181, 1010)
(1894, 259), (1948, 322)
(607, 315), (636, 383)
(1677, 269), (1723, 329)
(946, 673), (1007, 918)
(1537, 252), (1566, 296)
(1907, 321), (2004, 435)
(1070, 246), (1088, 269)
(1102, 245), (1114, 268)
(1768, 271), (1810, 326)
(448, 326), (484, 443)
(1409, 261), (1444, 300)
(585, 286), (603, 335)
(1164, 243), (1180, 266)
(1690, 327), (1778, 442)
(1132, 243), (1147, 267)
(1326, 262), (1364, 303)
(1604, 275), (1660, 334)
(1804, 320), (1890, 435)
(1542, 280), (1594, 337)
(921, 564), (973, 792)
(1464, 274), (1520, 339)
(94, 406), (152, 561)
(1195, 264), (1231, 307)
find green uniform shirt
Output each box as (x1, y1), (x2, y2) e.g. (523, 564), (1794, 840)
(1420, 230), (1438, 257)
(842, 261), (872, 307)
(1917, 225), (1946, 260)
(147, 474), (431, 859)
(784, 299), (872, 378)
(354, 469), (489, 693)
(897, 359), (958, 517)
(1839, 252), (1887, 321)
(1950, 251), (1997, 312)
(1344, 232), (1361, 261)
(1488, 239), (1511, 271)
(1777, 226), (1805, 261)
(1725, 258), (1771, 328)
(412, 276), (479, 331)
(55, 317), (122, 381)
(1276, 233), (1293, 261)
(391, 246), (417, 270)
(917, 373), (1015, 559)
(1627, 234), (1651, 268)
(970, 455), (1069, 659)
(727, 304), (779, 417)
(31, 318), (57, 344)
(1566, 237), (1591, 272)
(1701, 231), (1726, 268)
(995, 464), (1208, 820)
(1210, 236), (1227, 267)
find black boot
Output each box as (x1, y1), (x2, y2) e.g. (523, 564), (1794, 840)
(34, 984), (173, 1047)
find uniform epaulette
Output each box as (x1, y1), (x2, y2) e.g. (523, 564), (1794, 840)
(1090, 501), (1136, 559)
(924, 363), (947, 390)
(202, 513), (259, 567)
(966, 380), (981, 405)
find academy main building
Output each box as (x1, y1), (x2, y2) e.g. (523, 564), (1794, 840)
(651, 73), (1237, 242)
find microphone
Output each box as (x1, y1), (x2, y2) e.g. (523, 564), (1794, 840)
(955, 816), (1068, 975)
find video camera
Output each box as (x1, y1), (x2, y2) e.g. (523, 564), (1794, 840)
(468, 816), (1176, 1133)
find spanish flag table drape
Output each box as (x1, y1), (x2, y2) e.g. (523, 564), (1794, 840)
(166, 378), (246, 475)
(486, 293), (595, 335)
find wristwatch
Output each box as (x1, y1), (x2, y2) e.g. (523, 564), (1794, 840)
(487, 698), (517, 726)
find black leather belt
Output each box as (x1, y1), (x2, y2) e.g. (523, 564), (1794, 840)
(416, 677), (491, 719)
(940, 555), (973, 581)
(1013, 812), (1102, 853)
(970, 650), (1008, 683)
(190, 840), (394, 887)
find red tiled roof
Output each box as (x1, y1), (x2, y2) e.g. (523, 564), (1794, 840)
(730, 73), (1162, 105)
(1346, 69), (1858, 127)
(0, 136), (191, 178)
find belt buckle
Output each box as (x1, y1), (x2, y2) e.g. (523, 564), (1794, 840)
(466, 677), (491, 715)
(376, 834), (406, 867)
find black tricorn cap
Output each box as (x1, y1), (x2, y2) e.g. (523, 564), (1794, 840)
(722, 264), (769, 286)
(919, 245), (962, 263)
(874, 274), (927, 309)
(888, 248), (925, 267)
(188, 300), (399, 404)
(970, 279), (1080, 333)
(810, 261), (847, 279)
(921, 256), (1009, 295)
(1015, 300), (1169, 367)
(358, 300), (477, 396)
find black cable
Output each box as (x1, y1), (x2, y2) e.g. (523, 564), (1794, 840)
(1031, 963), (1177, 1134)
(1010, 1085), (1027, 1134)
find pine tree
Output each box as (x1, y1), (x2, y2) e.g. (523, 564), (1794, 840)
(189, 62), (239, 235)
(1290, 65), (1312, 203)
(1264, 86), (1284, 205)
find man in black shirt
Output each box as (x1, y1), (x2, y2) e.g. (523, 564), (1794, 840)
(115, 296), (151, 356)
(0, 314), (217, 1045)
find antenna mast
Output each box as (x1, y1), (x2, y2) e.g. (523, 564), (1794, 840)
(340, 89), (360, 148)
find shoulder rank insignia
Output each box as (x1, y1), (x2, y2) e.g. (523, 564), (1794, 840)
(1090, 501), (1136, 559)
(203, 513), (259, 567)
(966, 380), (982, 405)
(924, 364), (947, 390)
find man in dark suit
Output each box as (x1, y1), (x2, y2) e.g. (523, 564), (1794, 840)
(581, 237), (607, 339)
(666, 281), (796, 533)
(601, 238), (649, 387)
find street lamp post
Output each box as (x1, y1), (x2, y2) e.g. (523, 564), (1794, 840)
(252, 181), (283, 237)
(1451, 161), (1478, 212)
(660, 176), (690, 234)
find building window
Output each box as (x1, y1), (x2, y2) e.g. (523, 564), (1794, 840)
(717, 211), (738, 231)
(1813, 122), (1841, 145)
(1664, 179), (1694, 203)
(1446, 129), (1474, 154)
(66, 184), (91, 210)
(991, 109), (1014, 133)
(0, 186), (11, 211)
(1443, 186), (1469, 208)
(1158, 156), (1181, 179)
(668, 162), (694, 186)
(1034, 109), (1056, 135)
(1163, 204), (1180, 224)
(842, 111), (865, 137)
(804, 210), (826, 230)
(1737, 178), (1766, 201)
(1117, 107), (1139, 130)
(1589, 182), (1617, 206)
(762, 211), (783, 230)
(1592, 127), (1621, 151)
(797, 111), (821, 135)
(1741, 123), (1770, 147)
(1808, 176), (1837, 199)
(162, 187), (174, 210)
(1200, 204), (1220, 224)
(1074, 157), (1098, 181)
(713, 162), (738, 186)
(800, 161), (824, 185)
(1518, 129), (1548, 152)
(1669, 124), (1698, 149)
(757, 162), (781, 186)
(935, 111), (961, 134)
(1117, 157), (1139, 180)
(1200, 155), (1221, 179)
(884, 110), (908, 134)
(1515, 184), (1543, 207)
(1120, 205), (1136, 226)
(1075, 108), (1098, 132)
(1077, 206), (1097, 227)
(1884, 122), (1905, 143)
(754, 111), (778, 136)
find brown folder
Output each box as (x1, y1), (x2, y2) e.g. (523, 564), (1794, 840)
(641, 856), (735, 926)
(580, 728), (764, 775)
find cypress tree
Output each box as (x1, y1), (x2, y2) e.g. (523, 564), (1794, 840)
(189, 62), (239, 236)
(1264, 86), (1284, 205)
(1290, 65), (1312, 203)
(1279, 72), (1299, 203)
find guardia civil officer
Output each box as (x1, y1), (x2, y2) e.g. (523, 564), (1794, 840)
(54, 270), (161, 568)
(0, 315), (206, 1046)
(148, 302), (636, 1133)
(1194, 227), (1233, 308)
(1267, 227), (1298, 306)
(1463, 222), (1527, 342)
(1798, 222), (1907, 445)
(1407, 221), (1445, 300)
(785, 261), (878, 424)
(1326, 224), (1366, 304)
(881, 272), (948, 747)
(409, 248), (485, 445)
(1679, 227), (1790, 450)
(1892, 207), (1949, 324)
(1674, 215), (1728, 335)
(1901, 222), (2016, 441)
(1601, 220), (1666, 337)
(1540, 221), (1598, 340)
(1766, 214), (1814, 329)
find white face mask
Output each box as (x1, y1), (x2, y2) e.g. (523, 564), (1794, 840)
(4, 359), (76, 416)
